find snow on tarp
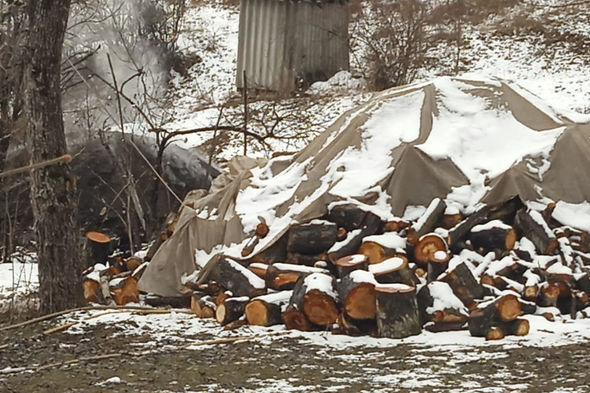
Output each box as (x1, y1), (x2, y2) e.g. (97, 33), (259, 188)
(552, 201), (590, 233)
(139, 76), (590, 297)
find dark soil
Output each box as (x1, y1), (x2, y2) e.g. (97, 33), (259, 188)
(0, 317), (589, 393)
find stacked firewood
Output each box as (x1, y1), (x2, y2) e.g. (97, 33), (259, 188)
(186, 196), (590, 340)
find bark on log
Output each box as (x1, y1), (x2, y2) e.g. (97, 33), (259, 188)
(287, 221), (338, 255)
(265, 263), (329, 291)
(514, 208), (558, 254)
(334, 254), (370, 278)
(286, 252), (328, 267)
(245, 291), (292, 327)
(424, 321), (467, 332)
(85, 231), (112, 266)
(328, 204), (376, 231)
(375, 284), (421, 339)
(288, 273), (339, 326)
(439, 262), (485, 308)
(208, 258), (266, 298)
(338, 270), (376, 320)
(447, 205), (491, 251)
(413, 198), (446, 237)
(216, 297), (248, 325)
(368, 256), (418, 286)
(538, 282), (560, 307)
(144, 294), (191, 308)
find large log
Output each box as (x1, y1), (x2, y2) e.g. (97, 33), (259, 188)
(439, 262), (485, 308)
(336, 313), (377, 336)
(288, 273), (339, 326)
(447, 205), (491, 251)
(216, 296), (249, 325)
(368, 256), (417, 286)
(375, 283), (421, 339)
(190, 293), (216, 319)
(338, 270), (376, 320)
(287, 221), (338, 255)
(514, 208), (558, 254)
(208, 258), (266, 298)
(469, 220), (517, 253)
(358, 232), (407, 264)
(245, 291), (293, 327)
(265, 263), (329, 291)
(85, 231), (112, 266)
(328, 204), (378, 231)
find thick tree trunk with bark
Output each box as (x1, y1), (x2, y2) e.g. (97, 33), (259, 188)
(24, 0), (85, 314)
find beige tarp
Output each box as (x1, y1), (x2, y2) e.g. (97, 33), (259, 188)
(139, 77), (590, 297)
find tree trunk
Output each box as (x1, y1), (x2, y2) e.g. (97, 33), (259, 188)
(24, 0), (84, 314)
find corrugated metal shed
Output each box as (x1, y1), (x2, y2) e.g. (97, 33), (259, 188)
(236, 0), (349, 93)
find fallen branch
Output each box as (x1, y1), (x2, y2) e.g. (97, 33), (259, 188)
(0, 154), (72, 178)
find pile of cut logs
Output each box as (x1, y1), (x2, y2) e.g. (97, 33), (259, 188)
(82, 196), (590, 340)
(185, 196), (590, 340)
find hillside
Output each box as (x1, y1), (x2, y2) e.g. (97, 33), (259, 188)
(162, 0), (590, 162)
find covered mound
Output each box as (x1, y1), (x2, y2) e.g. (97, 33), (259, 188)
(139, 76), (590, 297)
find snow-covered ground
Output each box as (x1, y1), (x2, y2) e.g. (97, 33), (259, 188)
(160, 0), (589, 163)
(0, 254), (38, 316)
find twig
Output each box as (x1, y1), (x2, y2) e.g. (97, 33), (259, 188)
(0, 155), (72, 179)
(0, 305), (165, 332)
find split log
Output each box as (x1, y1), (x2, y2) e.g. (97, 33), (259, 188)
(358, 232), (406, 264)
(469, 220), (517, 253)
(245, 291), (292, 327)
(468, 294), (522, 338)
(447, 205), (491, 251)
(109, 276), (139, 305)
(265, 263), (329, 291)
(288, 273), (339, 326)
(375, 283), (421, 339)
(417, 281), (469, 326)
(190, 293), (216, 318)
(241, 236), (259, 257)
(413, 198), (446, 237)
(439, 262), (484, 309)
(334, 254), (369, 278)
(287, 221), (338, 255)
(82, 277), (102, 303)
(216, 297), (249, 325)
(514, 208), (558, 254)
(338, 270), (376, 320)
(368, 256), (417, 286)
(85, 231), (112, 265)
(208, 258), (266, 298)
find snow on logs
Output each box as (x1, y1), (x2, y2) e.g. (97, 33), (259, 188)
(88, 197), (590, 342)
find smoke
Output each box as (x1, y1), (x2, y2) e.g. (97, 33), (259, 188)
(63, 0), (177, 145)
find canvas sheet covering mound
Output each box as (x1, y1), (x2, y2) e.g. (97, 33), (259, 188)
(139, 76), (590, 297)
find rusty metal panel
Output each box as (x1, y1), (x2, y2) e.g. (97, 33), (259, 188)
(237, 0), (349, 93)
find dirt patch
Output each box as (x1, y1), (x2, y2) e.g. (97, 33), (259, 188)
(1, 319), (589, 392)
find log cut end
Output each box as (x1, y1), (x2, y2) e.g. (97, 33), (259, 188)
(496, 294), (522, 321)
(303, 289), (339, 326)
(282, 308), (312, 331)
(414, 234), (449, 264)
(344, 282), (376, 320)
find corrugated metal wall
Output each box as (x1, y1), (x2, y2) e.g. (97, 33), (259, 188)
(236, 0), (349, 93)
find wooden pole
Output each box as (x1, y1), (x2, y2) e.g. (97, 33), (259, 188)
(242, 70), (248, 156)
